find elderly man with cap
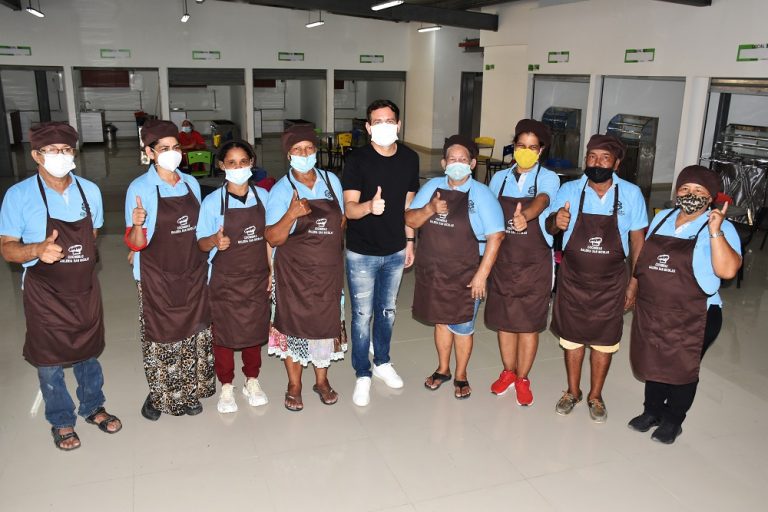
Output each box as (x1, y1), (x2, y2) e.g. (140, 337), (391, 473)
(125, 119), (214, 420)
(341, 99), (420, 407)
(486, 119), (561, 406)
(264, 125), (346, 412)
(0, 121), (121, 450)
(628, 165), (740, 444)
(406, 134), (504, 400)
(546, 134), (648, 423)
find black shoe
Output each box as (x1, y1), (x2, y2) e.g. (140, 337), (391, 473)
(628, 412), (661, 432)
(184, 402), (203, 416)
(141, 395), (161, 421)
(651, 421), (682, 444)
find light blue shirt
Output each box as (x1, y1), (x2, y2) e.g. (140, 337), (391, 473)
(197, 184), (271, 281)
(0, 173), (103, 276)
(489, 164), (561, 247)
(550, 173), (648, 256)
(647, 208), (741, 307)
(265, 169), (345, 230)
(124, 165), (202, 280)
(410, 176), (505, 256)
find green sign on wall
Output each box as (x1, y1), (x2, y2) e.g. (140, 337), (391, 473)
(360, 55), (384, 64)
(0, 45), (32, 56)
(737, 43), (768, 62)
(100, 49), (131, 59)
(548, 51), (570, 63)
(624, 48), (655, 63)
(193, 50), (221, 60)
(278, 52), (304, 62)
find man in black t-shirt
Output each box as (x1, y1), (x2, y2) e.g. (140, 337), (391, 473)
(342, 99), (420, 407)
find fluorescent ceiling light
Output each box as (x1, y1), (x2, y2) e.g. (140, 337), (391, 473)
(181, 0), (190, 22)
(26, 1), (44, 17)
(418, 25), (442, 33)
(371, 1), (404, 11)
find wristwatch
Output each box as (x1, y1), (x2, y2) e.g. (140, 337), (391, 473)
(709, 231), (725, 239)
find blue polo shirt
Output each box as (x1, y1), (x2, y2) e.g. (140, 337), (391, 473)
(265, 169), (345, 230)
(489, 165), (561, 247)
(410, 176), (505, 256)
(125, 165), (202, 280)
(0, 173), (103, 278)
(550, 173), (648, 256)
(647, 208), (741, 307)
(197, 184), (271, 280)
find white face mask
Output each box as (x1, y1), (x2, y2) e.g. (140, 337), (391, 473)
(370, 123), (398, 147)
(290, 153), (317, 174)
(225, 167), (252, 185)
(445, 162), (472, 181)
(43, 154), (76, 178)
(155, 149), (182, 171)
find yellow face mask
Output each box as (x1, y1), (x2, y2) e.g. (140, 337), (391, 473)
(513, 148), (540, 170)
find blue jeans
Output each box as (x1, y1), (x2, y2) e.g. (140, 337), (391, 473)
(346, 249), (405, 378)
(446, 299), (482, 336)
(37, 358), (105, 429)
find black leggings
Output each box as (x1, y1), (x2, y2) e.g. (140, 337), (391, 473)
(643, 305), (722, 426)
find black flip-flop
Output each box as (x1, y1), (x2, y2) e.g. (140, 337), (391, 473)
(424, 371), (452, 391)
(454, 379), (472, 400)
(85, 407), (122, 434)
(51, 427), (81, 451)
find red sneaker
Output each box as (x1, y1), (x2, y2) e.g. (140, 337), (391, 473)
(515, 377), (534, 406)
(490, 370), (517, 395)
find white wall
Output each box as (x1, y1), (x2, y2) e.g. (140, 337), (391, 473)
(598, 77), (686, 183)
(480, 0), (768, 179)
(169, 85), (232, 136)
(299, 79), (327, 131)
(404, 29), (436, 148)
(432, 27), (483, 148)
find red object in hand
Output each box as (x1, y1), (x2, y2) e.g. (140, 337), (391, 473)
(715, 192), (733, 206)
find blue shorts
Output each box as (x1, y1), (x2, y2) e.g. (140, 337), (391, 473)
(446, 299), (482, 336)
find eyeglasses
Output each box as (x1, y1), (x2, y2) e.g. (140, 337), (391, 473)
(37, 147), (75, 156)
(153, 144), (182, 153)
(514, 143), (540, 152)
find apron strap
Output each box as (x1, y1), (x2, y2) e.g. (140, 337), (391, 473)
(649, 207), (679, 237)
(36, 175), (91, 220)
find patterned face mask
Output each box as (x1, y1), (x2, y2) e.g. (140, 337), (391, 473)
(675, 193), (710, 215)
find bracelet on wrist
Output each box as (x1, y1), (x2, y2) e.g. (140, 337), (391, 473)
(709, 231), (725, 239)
(406, 237), (415, 242)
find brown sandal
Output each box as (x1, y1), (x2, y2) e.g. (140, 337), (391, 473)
(284, 393), (303, 412)
(312, 384), (339, 405)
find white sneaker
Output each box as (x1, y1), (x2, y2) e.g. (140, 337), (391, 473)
(373, 362), (404, 389)
(242, 378), (269, 407)
(217, 383), (238, 414)
(353, 377), (372, 407)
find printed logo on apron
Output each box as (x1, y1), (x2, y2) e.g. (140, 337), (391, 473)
(430, 212), (454, 228)
(648, 253), (675, 273)
(238, 225), (263, 244)
(61, 243), (90, 264)
(580, 236), (609, 255)
(308, 217), (334, 236)
(171, 214), (196, 235)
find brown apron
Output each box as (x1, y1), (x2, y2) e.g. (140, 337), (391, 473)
(210, 185), (270, 348)
(140, 182), (210, 343)
(273, 171), (344, 340)
(413, 186), (478, 325)
(23, 176), (105, 366)
(630, 209), (709, 385)
(550, 183), (627, 345)
(485, 166), (553, 332)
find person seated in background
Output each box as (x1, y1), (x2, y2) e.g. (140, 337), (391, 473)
(178, 120), (207, 172)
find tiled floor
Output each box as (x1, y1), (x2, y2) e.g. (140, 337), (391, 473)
(0, 139), (766, 511)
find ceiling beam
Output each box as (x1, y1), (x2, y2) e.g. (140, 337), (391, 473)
(0, 0), (22, 11)
(220, 0), (499, 31)
(655, 0), (711, 6)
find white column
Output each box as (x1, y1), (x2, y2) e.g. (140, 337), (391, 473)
(63, 65), (78, 145)
(582, 74), (603, 163)
(244, 67), (254, 143)
(327, 69), (335, 133)
(671, 76), (711, 198)
(159, 67), (170, 120)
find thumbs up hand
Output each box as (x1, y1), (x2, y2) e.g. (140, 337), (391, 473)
(132, 195), (147, 227)
(214, 226), (231, 251)
(370, 186), (386, 216)
(556, 200), (571, 231)
(37, 229), (64, 264)
(429, 190), (449, 216)
(512, 201), (528, 232)
(288, 189), (312, 220)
